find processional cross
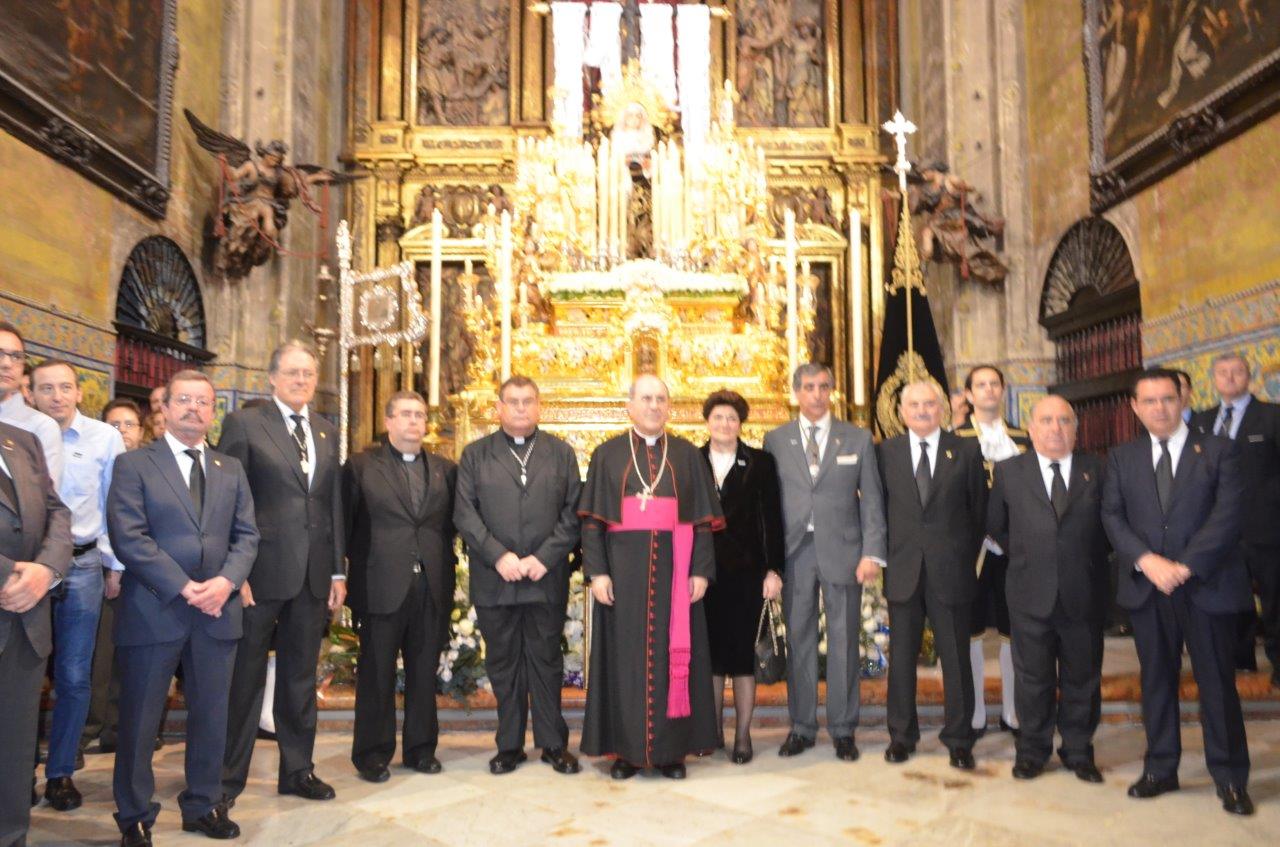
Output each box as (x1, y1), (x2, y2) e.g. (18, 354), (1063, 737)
(881, 109), (925, 382)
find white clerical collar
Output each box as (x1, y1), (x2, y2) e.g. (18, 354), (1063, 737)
(633, 428), (664, 447)
(401, 451), (420, 462)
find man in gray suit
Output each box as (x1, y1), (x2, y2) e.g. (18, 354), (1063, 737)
(454, 376), (582, 776)
(764, 363), (886, 761)
(0, 421), (72, 847)
(108, 370), (259, 846)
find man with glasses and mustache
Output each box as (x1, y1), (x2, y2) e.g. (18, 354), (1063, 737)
(219, 341), (345, 806)
(0, 322), (63, 486)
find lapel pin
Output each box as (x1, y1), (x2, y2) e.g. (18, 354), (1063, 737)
(1193, 444), (1202, 454)
(1083, 472), (1091, 482)
(789, 439), (798, 446)
(2, 438), (13, 451)
(319, 432), (326, 439)
(213, 459), (222, 467)
(945, 449), (953, 460)
(737, 459), (746, 466)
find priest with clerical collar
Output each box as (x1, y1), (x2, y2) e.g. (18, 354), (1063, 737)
(578, 374), (724, 779)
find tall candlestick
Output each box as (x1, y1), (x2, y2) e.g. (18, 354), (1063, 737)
(618, 153), (629, 262)
(428, 209), (443, 408)
(597, 137), (609, 263)
(652, 150), (663, 260)
(499, 210), (513, 380)
(785, 207), (799, 385)
(850, 208), (865, 405)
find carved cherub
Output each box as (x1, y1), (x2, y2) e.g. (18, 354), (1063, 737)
(907, 162), (1008, 285)
(185, 109), (360, 278)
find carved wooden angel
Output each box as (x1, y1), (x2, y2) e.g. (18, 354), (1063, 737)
(185, 109), (359, 278)
(907, 162), (1008, 285)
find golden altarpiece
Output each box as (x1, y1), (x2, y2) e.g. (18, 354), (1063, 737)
(343, 0), (896, 458)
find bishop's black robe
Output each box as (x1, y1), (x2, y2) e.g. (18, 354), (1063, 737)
(578, 431), (724, 766)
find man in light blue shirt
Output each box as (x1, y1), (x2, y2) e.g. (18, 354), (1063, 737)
(0, 322), (63, 486)
(31, 359), (125, 812)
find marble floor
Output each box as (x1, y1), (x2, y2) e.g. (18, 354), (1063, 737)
(29, 719), (1280, 847)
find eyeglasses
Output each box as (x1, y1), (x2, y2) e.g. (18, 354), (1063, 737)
(0, 350), (25, 363)
(108, 420), (140, 431)
(278, 369), (317, 380)
(171, 394), (213, 409)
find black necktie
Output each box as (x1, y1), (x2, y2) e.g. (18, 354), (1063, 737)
(290, 414), (309, 464)
(915, 441), (931, 505)
(1050, 461), (1068, 518)
(1155, 439), (1173, 514)
(1218, 405), (1234, 438)
(185, 448), (205, 518)
(0, 463), (17, 513)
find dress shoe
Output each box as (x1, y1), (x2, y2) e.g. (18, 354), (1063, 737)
(1011, 759), (1044, 780)
(659, 762), (686, 779)
(777, 732), (816, 757)
(884, 741), (914, 764)
(834, 736), (859, 762)
(1061, 757), (1104, 784)
(256, 728), (278, 742)
(357, 764), (391, 783)
(949, 748), (975, 770)
(279, 771), (336, 800)
(96, 740), (117, 754)
(998, 718), (1020, 738)
(730, 737), (754, 765)
(540, 747), (581, 774)
(489, 749), (528, 775)
(610, 759), (639, 780)
(1127, 772), (1179, 798)
(971, 725), (987, 741)
(181, 804), (241, 839)
(154, 735), (165, 751)
(44, 776), (83, 811)
(75, 749), (85, 771)
(409, 756), (443, 774)
(1216, 784), (1254, 816)
(120, 822), (152, 847)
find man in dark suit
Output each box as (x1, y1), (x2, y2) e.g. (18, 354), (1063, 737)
(0, 422), (71, 847)
(987, 395), (1108, 782)
(1190, 352), (1280, 683)
(763, 363), (886, 762)
(220, 341), (345, 804)
(108, 370), (259, 845)
(454, 376), (582, 776)
(877, 380), (987, 770)
(1103, 368), (1253, 815)
(344, 391), (457, 782)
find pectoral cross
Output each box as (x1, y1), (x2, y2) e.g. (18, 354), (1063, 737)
(637, 487), (653, 512)
(882, 110), (917, 193)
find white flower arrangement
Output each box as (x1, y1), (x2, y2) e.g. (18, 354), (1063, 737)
(545, 261), (748, 298)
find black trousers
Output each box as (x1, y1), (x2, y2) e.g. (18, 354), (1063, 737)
(1009, 600), (1102, 766)
(887, 571), (975, 751)
(1234, 542), (1280, 671)
(0, 631), (43, 847)
(475, 603), (569, 752)
(352, 572), (442, 770)
(1130, 589), (1250, 787)
(222, 588), (328, 797)
(113, 632), (237, 830)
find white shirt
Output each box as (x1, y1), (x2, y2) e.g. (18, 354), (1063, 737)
(973, 418), (1021, 463)
(165, 431), (206, 479)
(1213, 394), (1251, 439)
(274, 396), (316, 488)
(1149, 422), (1189, 475)
(1036, 451), (1073, 501)
(908, 427), (943, 477)
(60, 412), (125, 570)
(0, 392), (63, 486)
(709, 447), (736, 489)
(798, 412), (832, 466)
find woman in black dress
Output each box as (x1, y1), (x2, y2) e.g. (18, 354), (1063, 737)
(699, 390), (785, 763)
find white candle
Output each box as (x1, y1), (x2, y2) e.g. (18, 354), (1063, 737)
(428, 209), (443, 408)
(850, 208), (865, 405)
(500, 210), (513, 381)
(618, 152), (629, 262)
(652, 151), (662, 259)
(785, 207), (799, 383)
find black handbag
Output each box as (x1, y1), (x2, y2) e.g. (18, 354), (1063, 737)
(753, 599), (787, 685)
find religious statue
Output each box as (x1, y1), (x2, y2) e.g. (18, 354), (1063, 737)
(908, 163), (1008, 286)
(416, 0), (510, 126)
(735, 0), (825, 128)
(185, 109), (357, 279)
(612, 101), (656, 170)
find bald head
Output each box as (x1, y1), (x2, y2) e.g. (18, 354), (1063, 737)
(1027, 394), (1077, 460)
(899, 379), (944, 438)
(627, 374), (671, 437)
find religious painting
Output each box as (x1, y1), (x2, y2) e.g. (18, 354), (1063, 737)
(1084, 0), (1280, 210)
(416, 0), (511, 126)
(0, 0), (177, 218)
(735, 0), (827, 128)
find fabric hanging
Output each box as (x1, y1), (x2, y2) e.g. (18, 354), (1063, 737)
(585, 1), (624, 98)
(676, 4), (711, 155)
(639, 3), (678, 109)
(551, 1), (589, 138)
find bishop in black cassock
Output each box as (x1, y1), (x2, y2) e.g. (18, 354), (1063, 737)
(578, 375), (723, 779)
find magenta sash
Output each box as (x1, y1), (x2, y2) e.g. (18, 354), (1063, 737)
(608, 495), (694, 719)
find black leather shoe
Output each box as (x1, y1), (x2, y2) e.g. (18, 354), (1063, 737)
(280, 771), (335, 800)
(1011, 759), (1043, 780)
(256, 728), (278, 742)
(357, 764), (391, 783)
(75, 749), (85, 771)
(1127, 772), (1179, 798)
(1063, 759), (1104, 783)
(610, 759), (639, 780)
(971, 725), (987, 741)
(659, 762), (686, 779)
(44, 776), (83, 811)
(181, 804), (241, 839)
(949, 748), (975, 770)
(489, 749), (528, 775)
(96, 740), (117, 754)
(884, 741), (914, 764)
(540, 748), (581, 774)
(410, 756), (443, 774)
(731, 736), (754, 764)
(999, 718), (1020, 738)
(120, 822), (152, 846)
(777, 732), (816, 757)
(834, 736), (859, 762)
(1216, 784), (1254, 816)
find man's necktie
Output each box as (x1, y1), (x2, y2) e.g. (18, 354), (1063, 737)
(1155, 439), (1173, 514)
(0, 463), (17, 512)
(806, 424), (820, 474)
(1050, 461), (1068, 518)
(185, 448), (205, 517)
(290, 414), (309, 465)
(1218, 405), (1234, 438)
(915, 441), (931, 505)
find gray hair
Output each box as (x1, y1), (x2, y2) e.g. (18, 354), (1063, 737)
(628, 374), (670, 400)
(791, 362), (833, 392)
(1210, 351), (1251, 377)
(268, 339), (319, 374)
(898, 378), (946, 406)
